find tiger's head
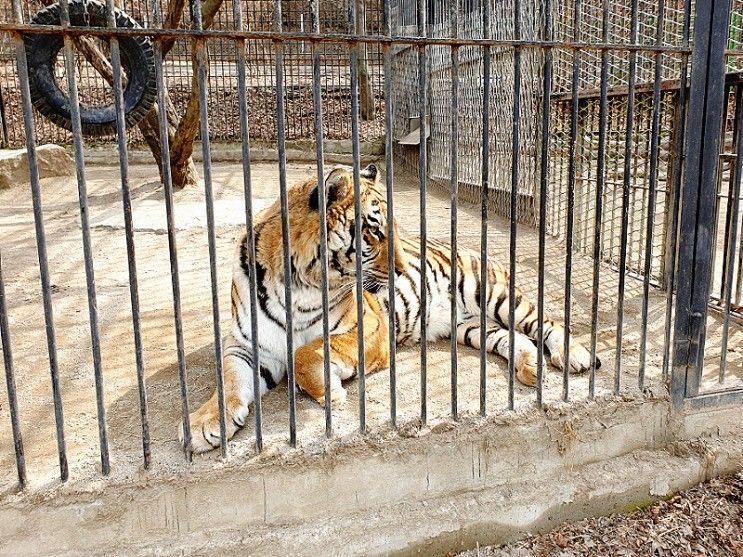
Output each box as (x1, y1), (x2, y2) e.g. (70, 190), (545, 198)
(256, 163), (407, 291)
(314, 164), (407, 290)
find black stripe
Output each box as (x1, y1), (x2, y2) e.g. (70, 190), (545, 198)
(463, 324), (477, 348)
(248, 229), (287, 331)
(494, 293), (508, 326)
(345, 224), (356, 259)
(457, 257), (466, 308)
(260, 366), (278, 390)
(471, 258), (481, 309)
(517, 301), (535, 327)
(227, 346), (253, 367)
(496, 335), (508, 354)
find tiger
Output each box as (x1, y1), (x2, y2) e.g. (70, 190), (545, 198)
(180, 163), (600, 453)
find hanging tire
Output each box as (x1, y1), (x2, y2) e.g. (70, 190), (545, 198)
(23, 0), (157, 137)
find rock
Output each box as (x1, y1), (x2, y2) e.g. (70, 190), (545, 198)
(0, 144), (75, 189)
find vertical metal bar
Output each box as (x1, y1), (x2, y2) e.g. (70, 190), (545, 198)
(449, 0), (459, 420)
(508, 0), (521, 411)
(662, 0), (692, 383)
(588, 0), (610, 398)
(536, 0), (552, 408)
(614, 0), (639, 393)
(12, 0), (68, 482)
(563, 0), (581, 403)
(736, 218), (743, 304)
(308, 0), (332, 438)
(383, 0), (397, 428)
(661, 0), (691, 380)
(273, 0), (297, 446)
(57, 0), (110, 475)
(720, 158), (737, 304)
(149, 0), (192, 462)
(191, 0), (227, 457)
(715, 86), (733, 300)
(479, 0), (491, 417)
(719, 85), (743, 383)
(349, 0), (367, 434)
(709, 83), (731, 301)
(234, 0), (263, 451)
(737, 237), (743, 303)
(0, 250), (26, 487)
(0, 85), (8, 148)
(638, 0), (666, 390)
(417, 0), (428, 425)
(103, 0), (152, 469)
(672, 0), (732, 405)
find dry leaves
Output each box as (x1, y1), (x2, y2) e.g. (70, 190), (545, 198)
(459, 473), (743, 557)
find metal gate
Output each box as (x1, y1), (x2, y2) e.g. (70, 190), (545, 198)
(672, 0), (743, 410)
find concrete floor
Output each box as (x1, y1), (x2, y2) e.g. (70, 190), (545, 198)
(0, 158), (741, 494)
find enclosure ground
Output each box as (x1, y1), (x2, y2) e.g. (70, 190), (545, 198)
(0, 157), (741, 493)
(457, 473), (743, 557)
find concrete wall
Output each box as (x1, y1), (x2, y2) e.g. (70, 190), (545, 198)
(1, 396), (741, 556)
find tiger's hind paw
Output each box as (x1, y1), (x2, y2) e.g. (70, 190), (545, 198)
(316, 382), (347, 408)
(551, 339), (600, 374)
(515, 343), (538, 387)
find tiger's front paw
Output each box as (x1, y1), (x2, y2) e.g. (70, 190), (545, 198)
(178, 395), (250, 454)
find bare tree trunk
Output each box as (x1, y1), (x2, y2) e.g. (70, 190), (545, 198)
(71, 0), (225, 190)
(355, 0), (375, 121)
(73, 36), (198, 189)
(168, 43), (207, 189)
(161, 0), (224, 189)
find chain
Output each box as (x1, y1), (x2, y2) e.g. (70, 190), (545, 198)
(82, 0), (91, 27)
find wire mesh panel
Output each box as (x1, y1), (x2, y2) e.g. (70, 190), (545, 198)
(396, 0), (545, 223)
(548, 88), (677, 283)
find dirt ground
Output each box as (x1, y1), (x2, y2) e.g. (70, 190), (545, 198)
(457, 473), (743, 557)
(0, 158), (741, 493)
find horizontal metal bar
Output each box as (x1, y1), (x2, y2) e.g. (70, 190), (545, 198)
(0, 24), (693, 52)
(552, 71), (743, 102)
(684, 387), (743, 410)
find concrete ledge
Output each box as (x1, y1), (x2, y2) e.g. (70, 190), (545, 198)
(0, 397), (741, 556)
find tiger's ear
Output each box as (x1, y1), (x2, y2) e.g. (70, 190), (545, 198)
(360, 163), (379, 182)
(309, 167), (352, 210)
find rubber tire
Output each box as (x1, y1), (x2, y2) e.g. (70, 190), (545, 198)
(24, 0), (156, 137)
